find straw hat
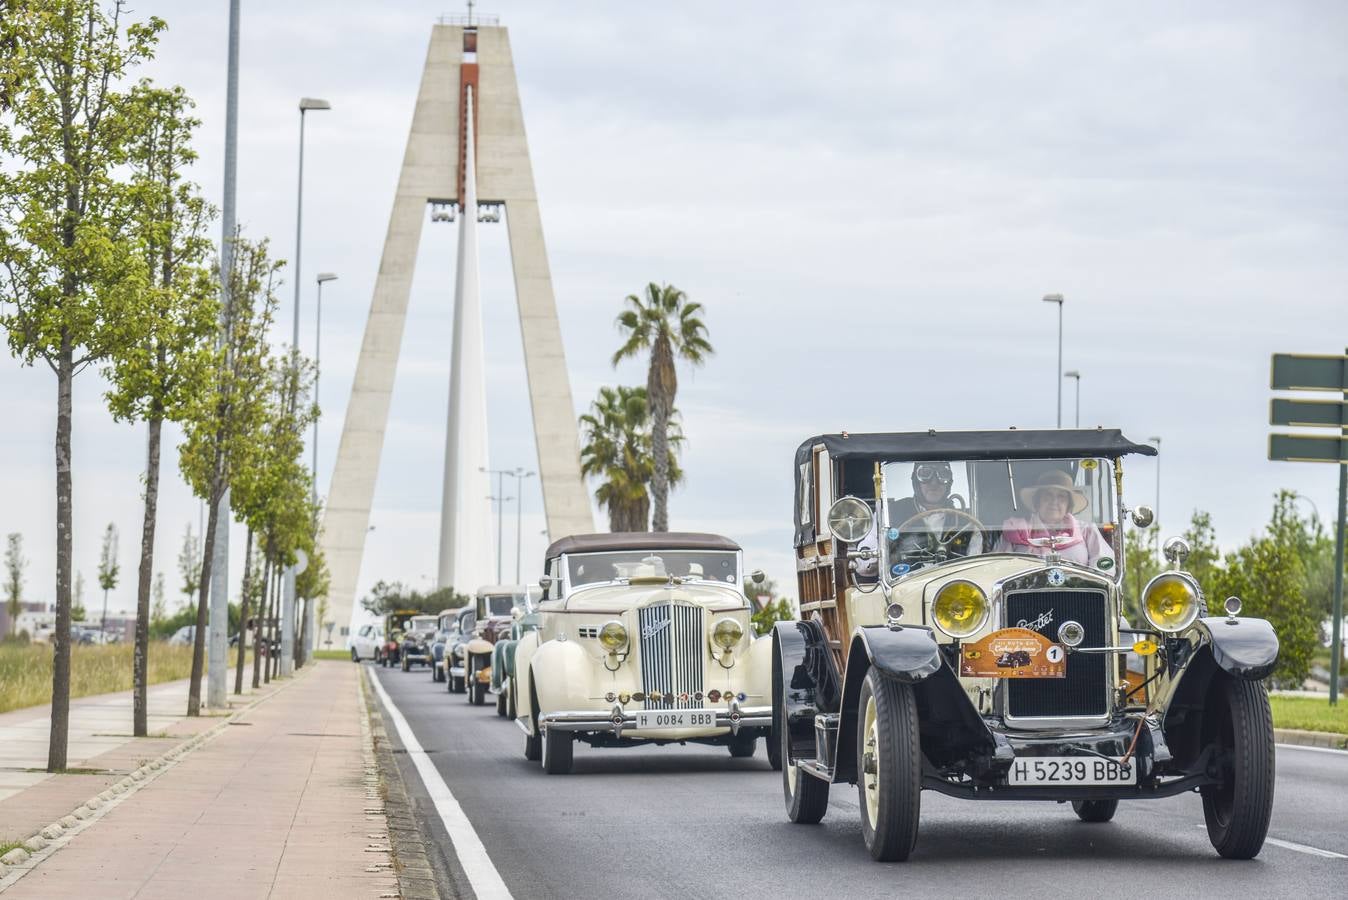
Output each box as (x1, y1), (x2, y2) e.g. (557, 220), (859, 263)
(1019, 470), (1089, 514)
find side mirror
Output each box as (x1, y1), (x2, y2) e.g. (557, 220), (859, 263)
(827, 496), (874, 545)
(750, 569), (766, 585)
(538, 575), (553, 590)
(1130, 505), (1155, 528)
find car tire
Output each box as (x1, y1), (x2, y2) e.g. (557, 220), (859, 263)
(524, 679), (543, 762)
(1202, 676), (1275, 859)
(506, 681), (517, 721)
(401, 656), (409, 673)
(766, 728), (783, 771)
(727, 733), (757, 758)
(450, 675), (464, 695)
(542, 727), (574, 775)
(496, 689), (508, 717)
(779, 685), (828, 824)
(1072, 799), (1119, 822)
(857, 668), (921, 862)
(351, 648), (359, 663)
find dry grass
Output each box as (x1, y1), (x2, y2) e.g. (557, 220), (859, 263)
(0, 643), (246, 715)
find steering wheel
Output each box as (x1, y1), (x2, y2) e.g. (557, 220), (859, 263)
(891, 507), (987, 567)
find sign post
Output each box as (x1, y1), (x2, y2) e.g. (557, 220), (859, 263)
(1269, 351), (1347, 704)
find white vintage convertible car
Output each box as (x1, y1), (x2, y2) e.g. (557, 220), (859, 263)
(513, 532), (779, 774)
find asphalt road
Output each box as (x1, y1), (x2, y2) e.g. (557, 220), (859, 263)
(370, 663), (1347, 900)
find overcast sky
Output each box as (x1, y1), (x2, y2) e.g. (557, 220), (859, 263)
(3, 1), (1345, 626)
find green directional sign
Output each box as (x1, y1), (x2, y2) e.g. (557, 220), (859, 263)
(1270, 353), (1347, 393)
(1268, 433), (1348, 463)
(1270, 397), (1348, 430)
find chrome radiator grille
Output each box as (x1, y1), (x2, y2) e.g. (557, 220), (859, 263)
(1005, 589), (1109, 721)
(637, 602), (704, 710)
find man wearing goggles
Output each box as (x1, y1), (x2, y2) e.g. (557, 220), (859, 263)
(884, 461), (982, 572)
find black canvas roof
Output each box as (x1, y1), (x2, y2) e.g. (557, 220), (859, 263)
(794, 429), (1156, 464)
(545, 532), (741, 559)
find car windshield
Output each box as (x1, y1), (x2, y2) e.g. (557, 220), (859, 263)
(478, 592), (522, 617)
(875, 457), (1119, 579)
(566, 550), (740, 588)
(410, 616), (437, 633)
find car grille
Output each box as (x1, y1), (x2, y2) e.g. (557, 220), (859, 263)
(1005, 589), (1108, 721)
(637, 602), (704, 710)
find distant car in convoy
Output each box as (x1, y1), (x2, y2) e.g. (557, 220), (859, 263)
(513, 533), (775, 775)
(349, 623), (384, 662)
(440, 607), (476, 693)
(429, 608), (463, 683)
(375, 610), (419, 667)
(449, 586), (531, 706)
(399, 615), (439, 671)
(490, 588), (543, 718)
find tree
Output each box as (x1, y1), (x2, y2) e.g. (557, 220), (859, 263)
(178, 232), (279, 715)
(177, 523), (200, 607)
(104, 81), (216, 734)
(360, 580), (468, 617)
(0, 0), (165, 772)
(5, 533), (25, 636)
(611, 283), (713, 532)
(745, 573), (794, 636)
(1124, 526), (1162, 623)
(97, 523), (119, 637)
(579, 385), (683, 532)
(74, 571), (84, 617)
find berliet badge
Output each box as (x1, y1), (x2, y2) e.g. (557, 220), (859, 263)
(1047, 567), (1066, 587)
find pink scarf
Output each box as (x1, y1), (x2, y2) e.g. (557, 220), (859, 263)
(1002, 515), (1084, 551)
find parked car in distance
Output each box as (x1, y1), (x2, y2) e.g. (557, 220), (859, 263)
(349, 623), (384, 662)
(776, 429), (1279, 862)
(400, 615), (439, 671)
(375, 610), (419, 667)
(514, 533), (776, 775)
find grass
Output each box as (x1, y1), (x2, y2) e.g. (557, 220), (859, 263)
(312, 649), (349, 661)
(1270, 695), (1348, 735)
(0, 840), (24, 857)
(0, 643), (248, 715)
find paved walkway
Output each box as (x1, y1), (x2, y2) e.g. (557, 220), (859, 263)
(3, 661), (397, 899)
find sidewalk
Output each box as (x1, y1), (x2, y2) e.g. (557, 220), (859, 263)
(1, 661), (397, 899)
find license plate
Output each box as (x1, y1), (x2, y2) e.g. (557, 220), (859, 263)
(633, 709), (718, 731)
(1007, 756), (1135, 786)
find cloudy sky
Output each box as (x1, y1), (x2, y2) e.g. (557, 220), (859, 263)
(3, 1), (1345, 626)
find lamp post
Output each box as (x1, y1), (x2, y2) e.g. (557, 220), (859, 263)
(1042, 294), (1064, 428)
(515, 471), (536, 582)
(1063, 370), (1081, 428)
(312, 273), (338, 505)
(486, 494), (514, 582)
(1148, 436), (1162, 558)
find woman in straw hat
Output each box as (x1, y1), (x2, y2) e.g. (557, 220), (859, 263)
(993, 469), (1115, 569)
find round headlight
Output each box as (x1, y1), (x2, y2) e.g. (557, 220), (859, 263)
(598, 620), (628, 652)
(1142, 573), (1200, 633)
(931, 580), (989, 639)
(711, 618), (744, 650)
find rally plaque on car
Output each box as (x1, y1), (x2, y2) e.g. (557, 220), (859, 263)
(959, 627), (1066, 679)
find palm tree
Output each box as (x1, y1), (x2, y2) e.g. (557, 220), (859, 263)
(579, 386), (683, 532)
(612, 283), (712, 532)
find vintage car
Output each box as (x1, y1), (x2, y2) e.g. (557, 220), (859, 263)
(490, 591), (543, 719)
(775, 430), (1279, 862)
(449, 585), (531, 706)
(440, 606), (476, 693)
(514, 533), (778, 775)
(399, 615), (439, 671)
(430, 608), (464, 683)
(375, 609), (419, 667)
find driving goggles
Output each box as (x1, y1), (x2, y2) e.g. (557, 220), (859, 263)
(914, 464), (953, 485)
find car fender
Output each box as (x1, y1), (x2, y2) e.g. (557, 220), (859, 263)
(465, 637), (494, 657)
(1192, 616), (1279, 681)
(772, 620), (841, 764)
(513, 631), (542, 728)
(739, 634), (773, 703)
(529, 639), (598, 714)
(490, 641), (509, 691)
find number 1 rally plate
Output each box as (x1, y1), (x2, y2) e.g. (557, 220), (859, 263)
(959, 627), (1066, 678)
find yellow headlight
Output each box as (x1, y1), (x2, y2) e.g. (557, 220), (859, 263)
(711, 618), (744, 650)
(598, 620), (628, 652)
(1142, 573), (1200, 633)
(932, 580), (989, 639)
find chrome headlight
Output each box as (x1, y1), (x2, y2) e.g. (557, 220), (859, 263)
(711, 618), (744, 650)
(598, 620), (628, 653)
(931, 580), (990, 639)
(1142, 572), (1200, 633)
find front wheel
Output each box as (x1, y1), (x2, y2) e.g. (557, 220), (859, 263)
(496, 689), (508, 717)
(351, 648), (359, 663)
(857, 669), (921, 862)
(542, 727), (574, 774)
(401, 656), (409, 672)
(1072, 799), (1119, 822)
(1202, 677), (1275, 859)
(780, 708), (828, 823)
(727, 733), (757, 758)
(506, 680), (517, 720)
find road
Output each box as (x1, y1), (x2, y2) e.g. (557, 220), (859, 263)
(369, 663), (1346, 900)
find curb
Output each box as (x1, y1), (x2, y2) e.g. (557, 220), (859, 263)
(1275, 727), (1348, 750)
(0, 665), (314, 893)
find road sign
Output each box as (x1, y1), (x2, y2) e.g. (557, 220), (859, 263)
(1268, 433), (1348, 463)
(1270, 353), (1348, 393)
(1270, 398), (1348, 430)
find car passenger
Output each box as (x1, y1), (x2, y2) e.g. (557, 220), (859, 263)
(994, 469), (1114, 569)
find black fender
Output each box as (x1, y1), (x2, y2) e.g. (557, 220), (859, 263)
(771, 620), (841, 764)
(1193, 616), (1279, 681)
(834, 626), (994, 783)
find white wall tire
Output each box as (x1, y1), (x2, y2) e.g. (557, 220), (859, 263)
(781, 705), (828, 823)
(856, 669), (921, 862)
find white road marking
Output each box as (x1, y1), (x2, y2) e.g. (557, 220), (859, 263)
(1276, 743), (1348, 756)
(369, 667), (514, 899)
(1263, 837), (1348, 860)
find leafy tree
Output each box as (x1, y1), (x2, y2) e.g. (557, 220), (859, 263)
(104, 80), (216, 735)
(611, 283), (712, 532)
(579, 385), (683, 532)
(97, 522), (119, 635)
(0, 0), (164, 772)
(177, 523), (200, 607)
(360, 580), (468, 617)
(178, 232), (279, 715)
(1123, 525), (1162, 622)
(5, 533), (25, 636)
(71, 601), (87, 623)
(745, 574), (794, 636)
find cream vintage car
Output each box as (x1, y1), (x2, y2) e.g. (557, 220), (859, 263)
(777, 430), (1279, 862)
(513, 532), (779, 775)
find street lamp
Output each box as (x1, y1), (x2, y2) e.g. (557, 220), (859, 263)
(486, 494), (515, 582)
(292, 98), (331, 354)
(1148, 435), (1162, 544)
(1063, 370), (1081, 428)
(312, 272), (337, 505)
(1042, 294), (1064, 428)
(515, 470), (536, 582)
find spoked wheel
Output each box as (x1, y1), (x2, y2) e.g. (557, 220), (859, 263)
(542, 727), (574, 774)
(1202, 676), (1275, 859)
(857, 669), (921, 862)
(1072, 799), (1119, 822)
(727, 732), (757, 758)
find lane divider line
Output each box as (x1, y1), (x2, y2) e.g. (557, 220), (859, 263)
(1276, 742), (1348, 756)
(1263, 836), (1348, 860)
(368, 666), (514, 900)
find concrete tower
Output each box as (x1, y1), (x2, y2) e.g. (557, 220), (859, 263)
(321, 19), (593, 638)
